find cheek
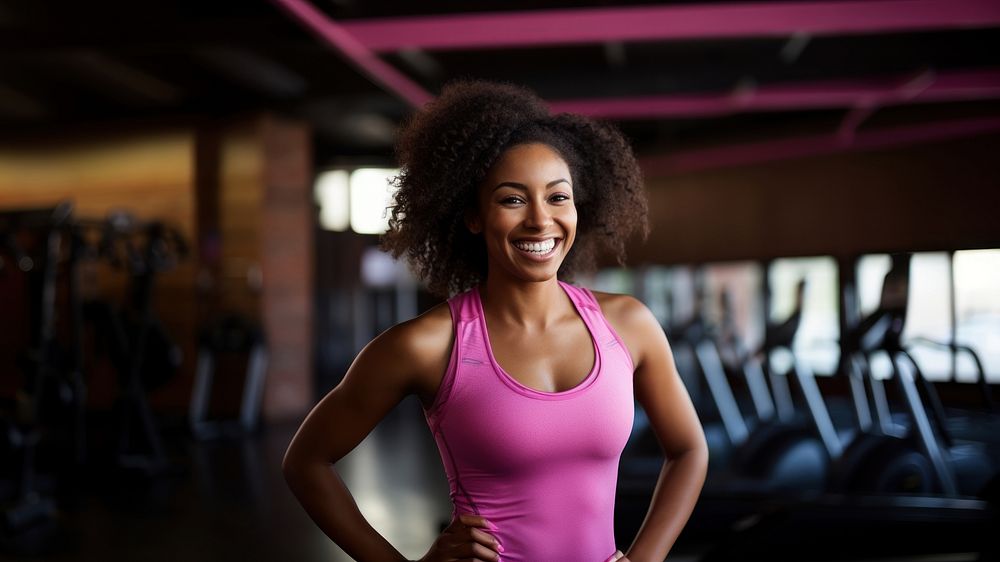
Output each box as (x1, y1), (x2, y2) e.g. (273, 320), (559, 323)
(562, 207), (579, 234)
(484, 210), (518, 239)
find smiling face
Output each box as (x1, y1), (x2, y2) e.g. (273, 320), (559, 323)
(468, 142), (578, 285)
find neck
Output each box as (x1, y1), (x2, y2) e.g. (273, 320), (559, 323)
(479, 275), (569, 331)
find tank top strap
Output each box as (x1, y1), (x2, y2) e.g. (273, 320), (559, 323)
(427, 288), (490, 431)
(448, 286), (481, 323)
(558, 280), (600, 312)
(447, 288), (489, 368)
(559, 281), (636, 372)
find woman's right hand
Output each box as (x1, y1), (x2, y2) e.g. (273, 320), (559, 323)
(418, 514), (504, 562)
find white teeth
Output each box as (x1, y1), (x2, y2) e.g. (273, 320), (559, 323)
(513, 239), (556, 253)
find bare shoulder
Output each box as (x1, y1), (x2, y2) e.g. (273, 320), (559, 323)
(589, 289), (666, 368)
(590, 290), (659, 333)
(374, 300), (454, 403)
(387, 300), (452, 354)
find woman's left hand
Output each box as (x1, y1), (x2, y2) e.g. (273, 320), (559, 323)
(606, 550), (631, 562)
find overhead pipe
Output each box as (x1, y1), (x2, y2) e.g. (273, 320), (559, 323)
(549, 68), (1000, 120)
(269, 0), (432, 108)
(341, 0), (1000, 52)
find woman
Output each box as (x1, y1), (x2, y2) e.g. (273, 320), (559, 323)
(283, 81), (708, 562)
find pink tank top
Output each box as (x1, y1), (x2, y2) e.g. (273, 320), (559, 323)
(423, 281), (635, 562)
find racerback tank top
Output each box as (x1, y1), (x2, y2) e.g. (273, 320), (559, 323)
(423, 280), (635, 562)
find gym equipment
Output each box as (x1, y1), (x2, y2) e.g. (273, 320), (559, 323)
(696, 255), (999, 562)
(621, 277), (749, 474)
(622, 275), (843, 492)
(829, 253), (997, 497)
(0, 203), (86, 552)
(716, 278), (842, 492)
(189, 314), (268, 440)
(618, 275), (848, 548)
(93, 212), (188, 476)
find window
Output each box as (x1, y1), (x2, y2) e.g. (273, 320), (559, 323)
(954, 249), (1000, 383)
(855, 251), (999, 382)
(589, 268), (635, 295)
(857, 254), (891, 319)
(703, 261), (764, 354)
(769, 257), (839, 375)
(903, 253), (952, 381)
(636, 265), (697, 330)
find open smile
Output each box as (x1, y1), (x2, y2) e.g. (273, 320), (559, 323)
(511, 238), (562, 261)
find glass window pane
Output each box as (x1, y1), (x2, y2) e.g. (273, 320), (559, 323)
(857, 254), (891, 318)
(703, 261), (764, 353)
(591, 268), (634, 295)
(902, 252), (952, 381)
(769, 257), (839, 375)
(668, 267), (697, 329)
(954, 249), (1000, 383)
(638, 266), (672, 328)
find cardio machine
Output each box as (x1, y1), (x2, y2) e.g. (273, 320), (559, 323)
(711, 279), (842, 493)
(829, 253), (997, 497)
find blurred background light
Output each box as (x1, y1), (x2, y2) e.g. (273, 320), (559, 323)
(349, 168), (398, 235)
(315, 169), (350, 232)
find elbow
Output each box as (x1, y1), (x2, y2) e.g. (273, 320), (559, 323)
(688, 430), (710, 472)
(282, 447), (336, 492)
(664, 433), (710, 473)
(694, 438), (710, 475)
(694, 428), (709, 462)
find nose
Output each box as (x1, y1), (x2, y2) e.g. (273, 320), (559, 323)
(524, 201), (554, 229)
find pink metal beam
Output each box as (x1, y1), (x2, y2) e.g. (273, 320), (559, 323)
(640, 116), (1000, 175)
(270, 0), (432, 108)
(549, 69), (1000, 120)
(341, 0), (1000, 52)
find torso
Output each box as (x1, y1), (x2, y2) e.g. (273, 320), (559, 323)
(418, 282), (638, 562)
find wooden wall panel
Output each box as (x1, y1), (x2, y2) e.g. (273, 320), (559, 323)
(629, 133), (1000, 266)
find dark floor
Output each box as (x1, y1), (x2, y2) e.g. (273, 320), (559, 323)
(2, 397), (455, 562)
(2, 397), (997, 562)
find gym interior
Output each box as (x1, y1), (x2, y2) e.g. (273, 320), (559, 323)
(2, 1), (999, 561)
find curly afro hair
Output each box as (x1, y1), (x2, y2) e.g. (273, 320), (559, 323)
(381, 80), (648, 297)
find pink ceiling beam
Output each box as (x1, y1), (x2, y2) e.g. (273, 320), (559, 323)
(270, 0), (432, 108)
(341, 0), (1000, 52)
(549, 68), (1000, 120)
(640, 116), (1000, 175)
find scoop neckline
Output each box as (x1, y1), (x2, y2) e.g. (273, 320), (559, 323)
(474, 281), (601, 400)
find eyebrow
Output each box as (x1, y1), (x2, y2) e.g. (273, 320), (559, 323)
(492, 178), (571, 192)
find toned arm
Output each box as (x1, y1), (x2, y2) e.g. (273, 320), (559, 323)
(599, 294), (709, 562)
(282, 305), (453, 562)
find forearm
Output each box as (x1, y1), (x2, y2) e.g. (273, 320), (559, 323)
(625, 446), (709, 562)
(284, 461), (408, 562)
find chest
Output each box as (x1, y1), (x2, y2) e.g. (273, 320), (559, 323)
(487, 317), (595, 393)
(437, 341), (634, 473)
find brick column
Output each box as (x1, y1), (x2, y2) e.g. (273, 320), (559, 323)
(260, 116), (315, 421)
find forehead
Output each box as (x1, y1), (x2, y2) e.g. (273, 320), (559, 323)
(485, 143), (571, 184)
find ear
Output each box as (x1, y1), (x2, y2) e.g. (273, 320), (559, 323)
(464, 209), (482, 234)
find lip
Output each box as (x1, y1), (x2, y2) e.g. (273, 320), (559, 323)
(510, 237), (561, 262)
